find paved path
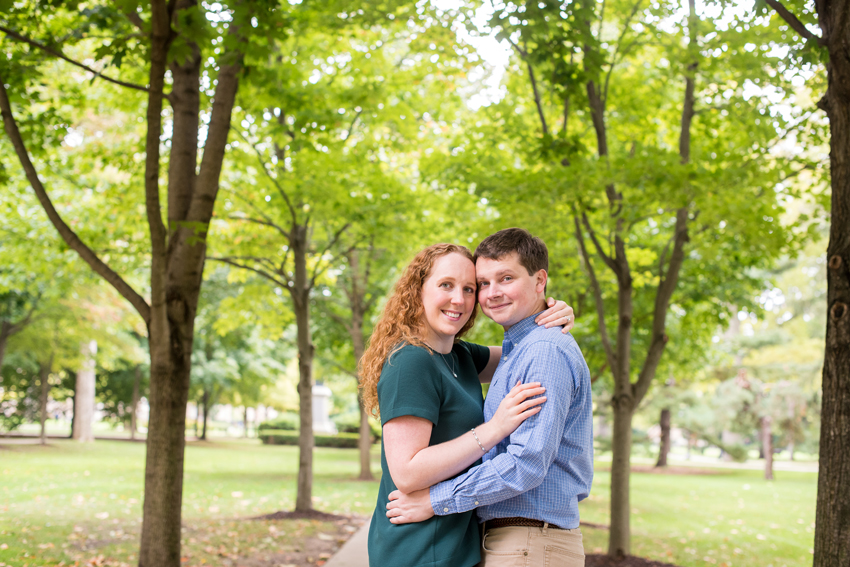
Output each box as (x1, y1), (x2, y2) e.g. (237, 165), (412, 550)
(326, 517), (370, 567)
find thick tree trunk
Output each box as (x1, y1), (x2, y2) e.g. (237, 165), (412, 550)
(293, 229), (315, 513)
(814, 9), (850, 562)
(608, 400), (633, 559)
(656, 408), (671, 467)
(138, 317), (194, 567)
(72, 341), (97, 442)
(761, 415), (774, 480)
(39, 357), (51, 445)
(130, 365), (141, 440)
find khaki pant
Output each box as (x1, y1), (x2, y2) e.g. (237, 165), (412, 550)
(479, 525), (584, 567)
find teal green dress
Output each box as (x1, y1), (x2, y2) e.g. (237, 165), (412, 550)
(368, 341), (490, 567)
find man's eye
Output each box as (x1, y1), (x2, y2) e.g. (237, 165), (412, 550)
(503, 276), (512, 282)
(479, 282), (489, 287)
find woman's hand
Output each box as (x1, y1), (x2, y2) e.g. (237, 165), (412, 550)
(489, 381), (546, 440)
(536, 297), (575, 334)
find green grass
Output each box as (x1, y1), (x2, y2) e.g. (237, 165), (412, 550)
(0, 440), (816, 567)
(579, 467), (816, 567)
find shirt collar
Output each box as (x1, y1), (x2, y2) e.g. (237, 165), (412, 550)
(502, 310), (545, 355)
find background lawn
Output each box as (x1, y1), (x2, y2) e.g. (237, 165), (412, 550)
(0, 440), (815, 567)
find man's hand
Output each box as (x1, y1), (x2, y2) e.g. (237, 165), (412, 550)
(386, 488), (435, 524)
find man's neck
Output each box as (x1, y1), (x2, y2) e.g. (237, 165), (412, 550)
(502, 299), (548, 332)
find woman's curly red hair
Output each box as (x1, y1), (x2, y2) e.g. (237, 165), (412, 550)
(359, 243), (478, 417)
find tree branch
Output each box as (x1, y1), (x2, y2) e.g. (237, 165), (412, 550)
(208, 256), (290, 290)
(225, 210), (291, 243)
(343, 108), (364, 141)
(574, 213), (617, 373)
(581, 211), (619, 274)
(0, 25), (152, 94)
(526, 59), (548, 136)
(0, 77), (151, 323)
(233, 128), (298, 225)
(309, 223), (351, 290)
(632, 207), (689, 404)
(763, 0), (820, 41)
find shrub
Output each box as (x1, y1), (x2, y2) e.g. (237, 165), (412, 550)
(257, 413), (300, 432)
(332, 412), (382, 439)
(259, 430), (362, 448)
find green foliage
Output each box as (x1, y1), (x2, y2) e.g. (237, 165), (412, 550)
(257, 414), (300, 432)
(258, 430), (364, 448)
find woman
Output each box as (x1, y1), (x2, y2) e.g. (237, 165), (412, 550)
(359, 243), (573, 567)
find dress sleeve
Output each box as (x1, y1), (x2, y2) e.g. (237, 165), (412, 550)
(458, 341), (491, 374)
(377, 346), (443, 426)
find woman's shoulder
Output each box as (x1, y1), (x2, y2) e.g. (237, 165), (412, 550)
(385, 343), (437, 369)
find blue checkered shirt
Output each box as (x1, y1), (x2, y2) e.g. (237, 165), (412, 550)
(429, 311), (594, 529)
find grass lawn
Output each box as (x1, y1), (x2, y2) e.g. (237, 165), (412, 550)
(0, 439), (815, 567)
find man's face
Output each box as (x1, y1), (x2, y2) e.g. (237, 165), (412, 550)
(475, 252), (547, 330)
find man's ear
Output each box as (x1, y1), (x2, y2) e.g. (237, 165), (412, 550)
(535, 269), (548, 294)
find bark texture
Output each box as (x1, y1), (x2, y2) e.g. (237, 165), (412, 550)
(656, 408), (671, 467)
(813, 2), (850, 563)
(72, 341), (97, 442)
(292, 227), (315, 512)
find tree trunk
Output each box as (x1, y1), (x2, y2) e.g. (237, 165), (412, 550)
(39, 356), (52, 445)
(655, 408), (671, 467)
(608, 400), (634, 559)
(68, 393), (75, 439)
(0, 323), (10, 372)
(243, 406), (249, 438)
(130, 364), (141, 441)
(761, 415), (774, 481)
(813, 3), (850, 563)
(138, 316), (194, 567)
(72, 341), (97, 442)
(201, 388), (209, 441)
(347, 249), (374, 481)
(788, 442), (795, 462)
(292, 229), (315, 513)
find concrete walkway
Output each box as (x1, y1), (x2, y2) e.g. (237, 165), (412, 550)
(326, 517), (370, 567)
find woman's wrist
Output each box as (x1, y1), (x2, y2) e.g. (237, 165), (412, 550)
(475, 420), (506, 451)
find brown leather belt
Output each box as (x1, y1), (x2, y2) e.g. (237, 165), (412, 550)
(486, 517), (566, 530)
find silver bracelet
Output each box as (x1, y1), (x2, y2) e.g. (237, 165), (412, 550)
(471, 427), (486, 452)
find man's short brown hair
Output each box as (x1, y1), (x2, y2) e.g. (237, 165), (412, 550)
(474, 228), (548, 276)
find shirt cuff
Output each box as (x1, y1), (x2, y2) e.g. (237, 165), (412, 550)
(430, 482), (485, 516)
(430, 483), (456, 516)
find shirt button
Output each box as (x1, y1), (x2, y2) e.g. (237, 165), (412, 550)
(475, 501), (479, 505)
(443, 507), (449, 512)
(503, 356), (507, 361)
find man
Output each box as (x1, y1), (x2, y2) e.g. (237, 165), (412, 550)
(385, 228), (594, 566)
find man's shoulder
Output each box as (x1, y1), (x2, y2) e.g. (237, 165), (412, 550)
(520, 326), (579, 355)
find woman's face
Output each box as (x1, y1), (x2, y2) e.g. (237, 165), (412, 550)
(420, 252), (477, 349)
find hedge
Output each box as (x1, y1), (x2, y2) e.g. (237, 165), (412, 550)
(259, 430), (364, 448)
(257, 413), (300, 432)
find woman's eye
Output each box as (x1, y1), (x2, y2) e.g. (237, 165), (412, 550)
(464, 287), (475, 294)
(440, 282), (451, 288)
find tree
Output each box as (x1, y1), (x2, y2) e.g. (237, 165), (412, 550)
(210, 10), (469, 509)
(756, 0), (850, 562)
(431, 0), (801, 556)
(0, 1), (284, 562)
